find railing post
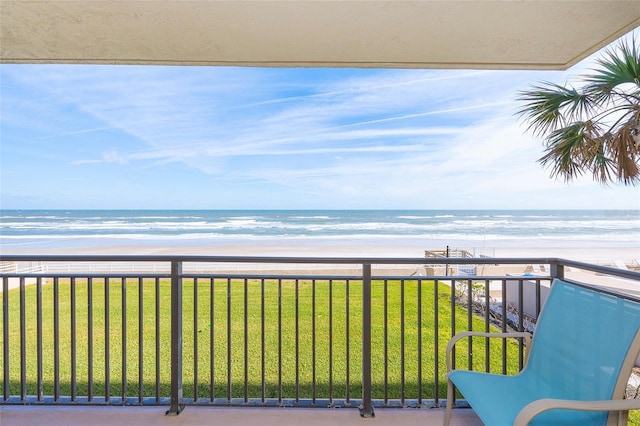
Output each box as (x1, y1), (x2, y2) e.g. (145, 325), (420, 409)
(166, 260), (184, 416)
(2, 276), (8, 401)
(361, 263), (375, 418)
(550, 261), (565, 281)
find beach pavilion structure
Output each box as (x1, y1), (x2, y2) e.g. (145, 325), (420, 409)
(2, 2), (640, 426)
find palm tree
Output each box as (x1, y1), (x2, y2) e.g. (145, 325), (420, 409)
(517, 37), (640, 185)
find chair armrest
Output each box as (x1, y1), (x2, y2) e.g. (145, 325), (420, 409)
(514, 398), (640, 426)
(446, 331), (532, 372)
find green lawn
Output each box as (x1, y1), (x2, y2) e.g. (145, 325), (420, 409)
(1, 277), (523, 402)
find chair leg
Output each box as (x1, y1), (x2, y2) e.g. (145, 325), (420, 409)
(444, 379), (454, 426)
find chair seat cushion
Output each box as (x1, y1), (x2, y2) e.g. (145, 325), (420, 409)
(448, 369), (608, 426)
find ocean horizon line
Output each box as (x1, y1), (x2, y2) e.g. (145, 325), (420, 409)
(2, 208), (638, 212)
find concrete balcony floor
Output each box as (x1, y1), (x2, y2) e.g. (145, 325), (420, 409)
(1, 405), (482, 426)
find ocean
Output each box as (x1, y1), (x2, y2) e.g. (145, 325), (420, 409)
(1, 210), (638, 252)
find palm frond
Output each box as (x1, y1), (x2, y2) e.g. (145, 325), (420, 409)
(538, 122), (589, 182)
(584, 36), (640, 103)
(594, 102), (640, 136)
(516, 82), (592, 136)
(519, 34), (640, 186)
(607, 117), (640, 185)
(585, 136), (615, 184)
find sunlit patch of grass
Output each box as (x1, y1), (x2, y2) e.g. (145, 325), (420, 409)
(1, 278), (521, 402)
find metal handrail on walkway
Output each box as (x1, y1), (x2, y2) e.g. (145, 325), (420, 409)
(1, 255), (639, 418)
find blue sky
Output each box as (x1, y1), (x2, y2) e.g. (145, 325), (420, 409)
(1, 30), (639, 210)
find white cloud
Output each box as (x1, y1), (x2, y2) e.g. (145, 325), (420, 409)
(2, 28), (639, 209)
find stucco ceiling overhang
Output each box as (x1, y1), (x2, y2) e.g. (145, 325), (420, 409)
(1, 1), (639, 70)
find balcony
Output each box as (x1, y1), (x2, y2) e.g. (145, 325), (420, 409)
(0, 404), (483, 425)
(1, 255), (639, 424)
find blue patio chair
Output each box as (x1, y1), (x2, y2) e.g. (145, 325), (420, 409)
(444, 279), (640, 426)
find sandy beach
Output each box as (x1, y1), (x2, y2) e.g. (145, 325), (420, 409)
(2, 237), (638, 269)
(2, 239), (638, 297)
(1, 229), (638, 302)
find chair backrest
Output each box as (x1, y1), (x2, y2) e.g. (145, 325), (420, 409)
(524, 279), (640, 423)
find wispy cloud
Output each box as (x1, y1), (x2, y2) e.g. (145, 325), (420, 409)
(2, 28), (638, 209)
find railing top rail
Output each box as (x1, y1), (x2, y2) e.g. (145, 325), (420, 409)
(1, 254), (639, 280)
(557, 258), (640, 281)
(0, 254), (566, 264)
